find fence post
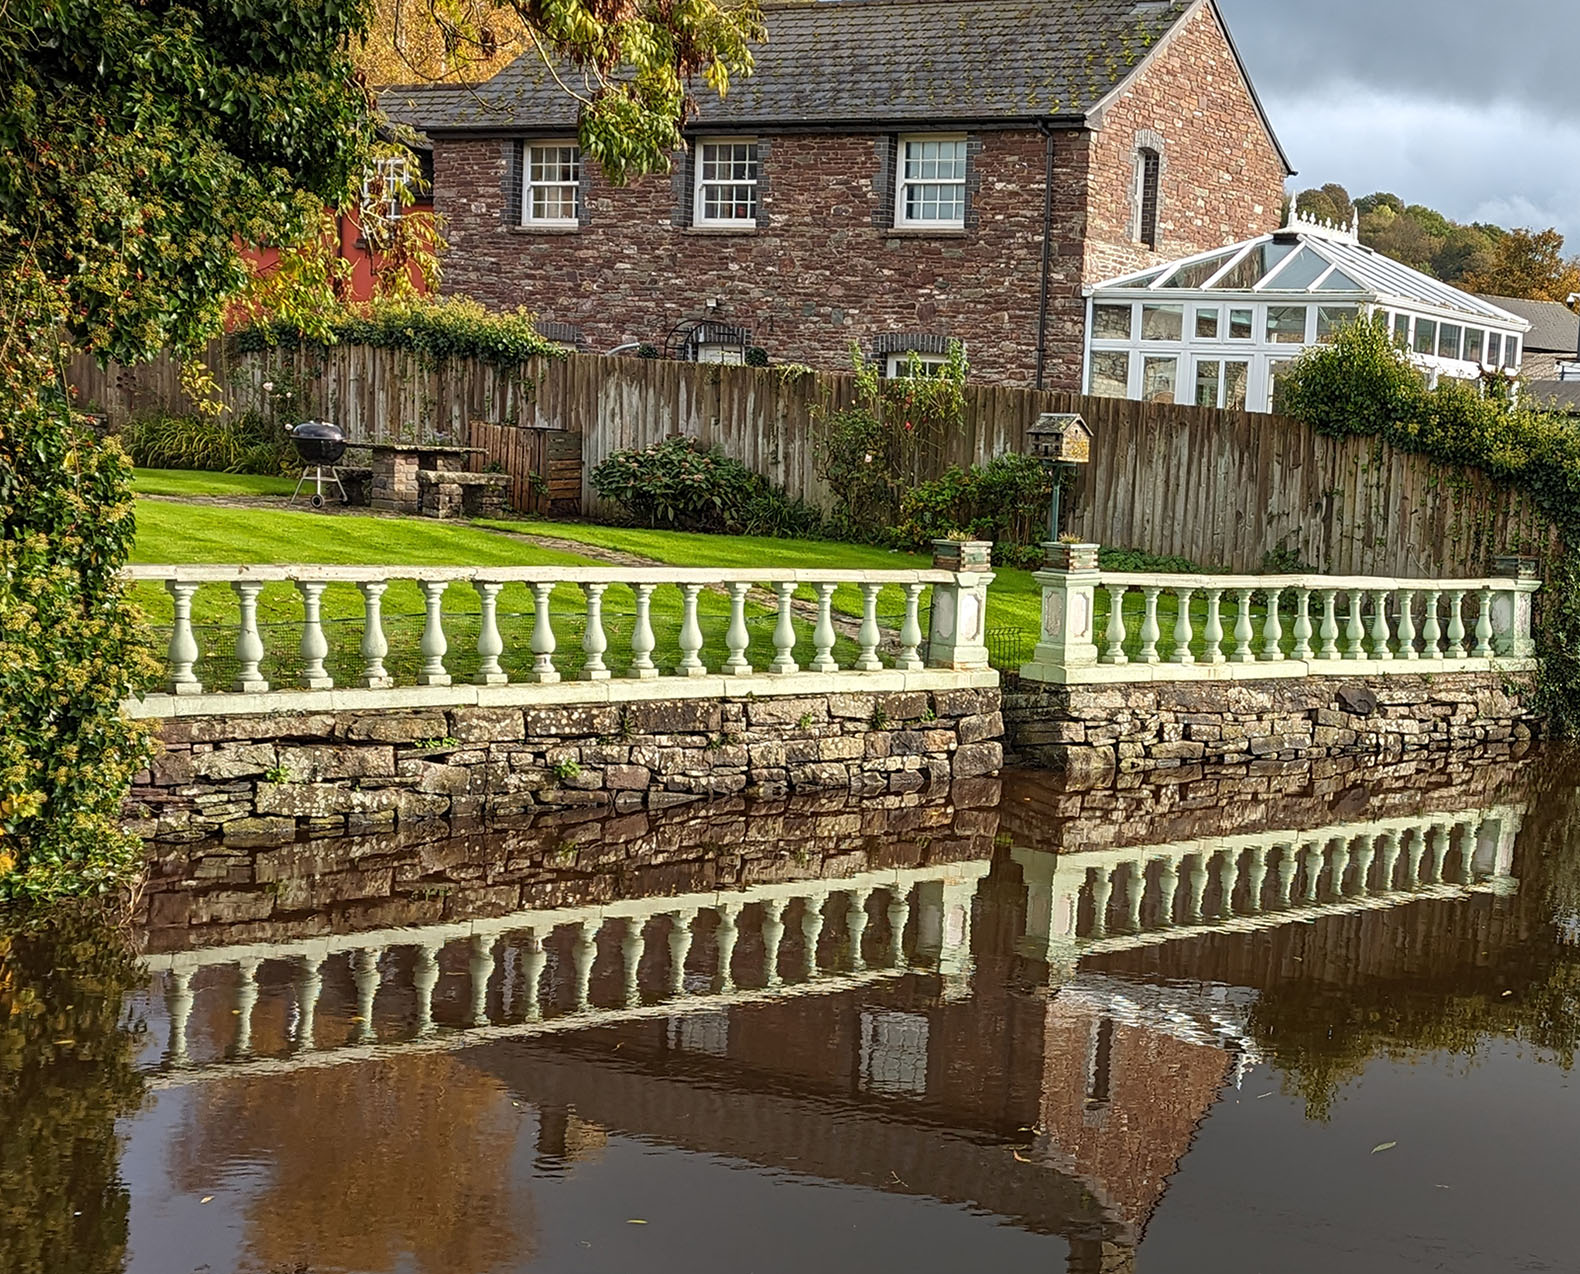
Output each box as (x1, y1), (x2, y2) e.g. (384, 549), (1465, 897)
(1020, 542), (1101, 682)
(1490, 555), (1541, 658)
(926, 540), (994, 671)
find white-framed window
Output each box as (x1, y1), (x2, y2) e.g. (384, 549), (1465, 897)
(694, 138), (759, 226)
(360, 155), (410, 230)
(859, 1010), (930, 1097)
(697, 344), (746, 366)
(1505, 335), (1521, 369)
(1089, 350), (1131, 398)
(896, 135), (967, 228)
(886, 351), (951, 378)
(524, 142), (581, 224)
(1193, 358), (1250, 409)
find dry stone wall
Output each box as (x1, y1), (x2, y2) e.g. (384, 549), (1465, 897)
(129, 688), (1004, 847)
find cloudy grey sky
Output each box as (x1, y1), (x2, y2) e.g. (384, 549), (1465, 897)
(1216, 0), (1580, 241)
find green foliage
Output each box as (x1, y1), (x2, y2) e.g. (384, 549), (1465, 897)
(552, 758), (582, 782)
(892, 453), (1054, 568)
(1278, 319), (1580, 733)
(1098, 546), (1210, 574)
(234, 296), (564, 370)
(591, 436), (824, 538)
(120, 412), (294, 477)
(0, 908), (148, 1273)
(815, 343), (969, 540)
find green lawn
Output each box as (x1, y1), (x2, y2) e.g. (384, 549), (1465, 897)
(133, 468), (298, 498)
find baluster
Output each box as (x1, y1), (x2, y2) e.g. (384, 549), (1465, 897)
(1473, 588), (1495, 658)
(1170, 588), (1196, 664)
(231, 581), (269, 692)
(1421, 590), (1444, 657)
(1244, 845), (1268, 914)
(846, 889), (872, 969)
(521, 931), (547, 1022)
(1403, 827), (1427, 888)
(164, 580), (203, 694)
(529, 582), (560, 683)
(897, 583), (925, 671)
(1455, 821), (1479, 884)
(629, 582), (659, 678)
(722, 582), (752, 676)
(1123, 861), (1145, 932)
(1351, 835), (1376, 896)
(1329, 836), (1352, 897)
(357, 581), (392, 688)
(1317, 589), (1341, 660)
(1377, 831), (1403, 892)
(413, 942), (440, 1036)
(1157, 859), (1180, 927)
(352, 947), (382, 1044)
(761, 899), (786, 986)
(470, 934), (495, 1026)
(1344, 590), (1367, 660)
(622, 917), (647, 1008)
(886, 887), (911, 966)
(1231, 589), (1256, 663)
(1302, 842), (1325, 903)
(1446, 590), (1467, 658)
(1426, 823), (1451, 883)
(1089, 868), (1114, 938)
(714, 903), (740, 992)
(1369, 589), (1394, 661)
(1396, 590), (1418, 660)
(1291, 588), (1313, 661)
(415, 580), (449, 687)
(811, 582), (839, 673)
(568, 921), (597, 1012)
(855, 583), (884, 671)
(295, 954), (323, 1051)
(800, 896), (826, 977)
(1138, 586), (1163, 664)
(668, 910), (696, 996)
(580, 582), (611, 680)
(296, 580), (333, 689)
(234, 958), (260, 1056)
(770, 582), (799, 674)
(165, 968), (194, 1067)
(1275, 842), (1300, 908)
(1203, 588), (1226, 664)
(677, 583), (706, 676)
(1102, 584), (1130, 665)
(1217, 850), (1242, 917)
(474, 581), (507, 685)
(1260, 588), (1285, 662)
(1185, 854), (1209, 923)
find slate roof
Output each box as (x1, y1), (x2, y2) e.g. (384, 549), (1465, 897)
(383, 0), (1241, 137)
(1475, 295), (1580, 355)
(1529, 380), (1580, 414)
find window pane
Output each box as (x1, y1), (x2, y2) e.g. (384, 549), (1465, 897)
(1212, 243), (1294, 290)
(1266, 306), (1308, 344)
(1141, 304), (1184, 341)
(1229, 308), (1253, 340)
(1161, 250), (1237, 289)
(1268, 360), (1295, 411)
(1194, 359), (1222, 408)
(1393, 313), (1411, 346)
(1438, 323), (1462, 360)
(1093, 303), (1133, 340)
(1316, 305), (1360, 339)
(1265, 247), (1330, 291)
(1195, 308), (1220, 339)
(1413, 319), (1437, 356)
(1486, 332), (1503, 366)
(1224, 361), (1250, 410)
(1142, 356), (1178, 404)
(1506, 337), (1520, 368)
(1089, 350), (1130, 397)
(1464, 328), (1485, 363)
(527, 144), (580, 221)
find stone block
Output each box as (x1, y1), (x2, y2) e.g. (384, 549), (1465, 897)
(626, 700), (723, 735)
(192, 743), (278, 780)
(933, 688), (1000, 718)
(746, 698), (827, 728)
(344, 713), (449, 743)
(524, 705), (622, 737)
(953, 742), (1003, 779)
(278, 745), (396, 782)
(449, 707), (527, 744)
(220, 816), (297, 846)
(819, 736), (865, 761)
(189, 889), (275, 925)
(958, 712), (1003, 744)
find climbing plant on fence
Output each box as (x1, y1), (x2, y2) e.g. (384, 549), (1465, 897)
(1279, 319), (1580, 732)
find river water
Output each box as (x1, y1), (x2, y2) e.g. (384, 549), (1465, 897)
(5, 749), (1579, 1274)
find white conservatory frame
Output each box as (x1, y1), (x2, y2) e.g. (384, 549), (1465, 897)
(1082, 212), (1531, 413)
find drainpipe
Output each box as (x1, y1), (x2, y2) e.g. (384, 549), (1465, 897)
(1034, 122), (1056, 390)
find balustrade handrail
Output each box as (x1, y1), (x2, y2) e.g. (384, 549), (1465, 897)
(1097, 570), (1534, 592)
(125, 564), (960, 586)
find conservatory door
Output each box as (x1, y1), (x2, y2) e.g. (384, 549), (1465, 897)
(1190, 357), (1251, 410)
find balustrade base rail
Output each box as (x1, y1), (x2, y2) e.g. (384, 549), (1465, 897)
(1029, 654), (1536, 687)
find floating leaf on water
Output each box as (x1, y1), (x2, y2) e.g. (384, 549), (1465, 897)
(627, 1219), (647, 1225)
(1371, 1141), (1397, 1155)
(200, 1196), (214, 1204)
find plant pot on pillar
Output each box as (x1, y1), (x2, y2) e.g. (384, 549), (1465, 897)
(931, 538), (994, 572)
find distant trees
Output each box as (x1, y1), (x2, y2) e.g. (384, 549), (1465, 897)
(1292, 183), (1580, 303)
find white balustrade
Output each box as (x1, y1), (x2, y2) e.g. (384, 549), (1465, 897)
(126, 563), (982, 710)
(1022, 562), (1540, 684)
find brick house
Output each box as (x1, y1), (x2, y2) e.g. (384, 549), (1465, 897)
(384, 0), (1291, 389)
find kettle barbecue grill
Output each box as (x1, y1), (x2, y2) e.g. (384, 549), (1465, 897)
(287, 420), (349, 509)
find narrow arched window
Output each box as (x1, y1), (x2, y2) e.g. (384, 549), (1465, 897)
(1137, 147), (1161, 249)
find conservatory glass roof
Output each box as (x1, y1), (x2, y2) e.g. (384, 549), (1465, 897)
(1092, 217), (1527, 327)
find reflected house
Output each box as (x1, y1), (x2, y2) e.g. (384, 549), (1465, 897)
(1084, 211), (1532, 411)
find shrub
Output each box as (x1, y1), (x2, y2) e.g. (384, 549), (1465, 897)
(891, 453), (1053, 567)
(120, 410), (294, 475)
(591, 437), (823, 537)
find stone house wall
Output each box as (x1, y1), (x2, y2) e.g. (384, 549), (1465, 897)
(129, 687), (1004, 848)
(431, 5), (1286, 390)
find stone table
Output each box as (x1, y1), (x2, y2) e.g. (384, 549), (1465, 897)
(367, 443), (485, 514)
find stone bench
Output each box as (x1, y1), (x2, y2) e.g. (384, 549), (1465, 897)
(416, 469), (511, 519)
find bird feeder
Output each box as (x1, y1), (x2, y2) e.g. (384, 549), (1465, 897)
(1026, 412), (1093, 540)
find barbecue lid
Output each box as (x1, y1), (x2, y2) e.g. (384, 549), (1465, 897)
(290, 419), (345, 441)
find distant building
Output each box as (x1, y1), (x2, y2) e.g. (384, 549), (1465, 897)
(1474, 293), (1580, 381)
(384, 0), (1292, 389)
(1084, 213), (1530, 412)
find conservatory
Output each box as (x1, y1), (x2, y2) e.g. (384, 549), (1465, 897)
(1083, 213), (1531, 413)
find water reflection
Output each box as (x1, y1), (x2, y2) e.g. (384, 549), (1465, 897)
(8, 749), (1580, 1273)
